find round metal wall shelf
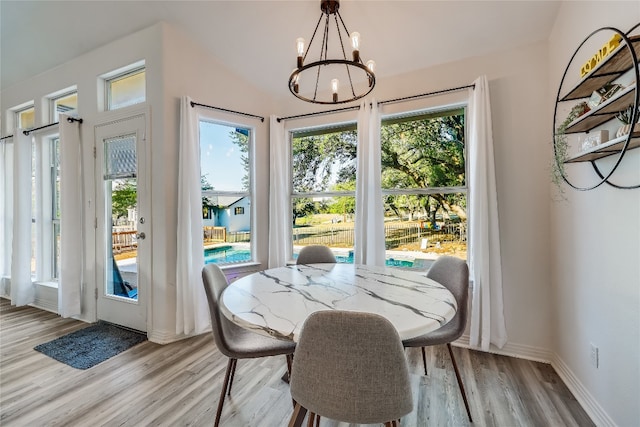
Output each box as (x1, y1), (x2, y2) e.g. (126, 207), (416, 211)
(552, 24), (640, 190)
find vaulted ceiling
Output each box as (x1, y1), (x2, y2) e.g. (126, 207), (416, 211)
(0, 0), (561, 97)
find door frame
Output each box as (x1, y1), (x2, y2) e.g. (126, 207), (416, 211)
(93, 104), (152, 332)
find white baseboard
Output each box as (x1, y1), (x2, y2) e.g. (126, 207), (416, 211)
(453, 334), (553, 363)
(551, 354), (616, 427)
(453, 335), (614, 427)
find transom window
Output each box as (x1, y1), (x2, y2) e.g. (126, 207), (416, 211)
(107, 68), (146, 111)
(16, 105), (35, 129)
(51, 92), (78, 122)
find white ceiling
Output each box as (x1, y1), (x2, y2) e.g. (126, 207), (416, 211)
(0, 0), (561, 97)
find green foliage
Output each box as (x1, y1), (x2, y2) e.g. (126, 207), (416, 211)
(291, 111), (467, 220)
(229, 129), (250, 190)
(552, 102), (589, 196)
(111, 179), (137, 219)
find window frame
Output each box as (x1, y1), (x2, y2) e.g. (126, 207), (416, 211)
(379, 105), (469, 268)
(104, 65), (146, 111)
(49, 89), (78, 123)
(198, 111), (256, 266)
(289, 120), (358, 262)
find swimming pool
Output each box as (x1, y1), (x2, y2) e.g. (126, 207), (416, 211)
(204, 245), (424, 269)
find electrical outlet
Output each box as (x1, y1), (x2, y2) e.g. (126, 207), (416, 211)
(590, 343), (599, 368)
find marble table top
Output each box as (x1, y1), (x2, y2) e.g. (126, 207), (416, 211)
(220, 263), (457, 342)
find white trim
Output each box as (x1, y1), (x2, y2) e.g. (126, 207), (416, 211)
(454, 334), (553, 363)
(551, 354), (616, 427)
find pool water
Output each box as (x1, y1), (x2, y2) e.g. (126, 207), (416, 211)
(204, 246), (422, 269)
(204, 246), (252, 264)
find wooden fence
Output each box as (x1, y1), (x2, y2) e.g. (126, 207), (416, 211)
(293, 222), (466, 249)
(112, 230), (137, 254)
(203, 226), (250, 244)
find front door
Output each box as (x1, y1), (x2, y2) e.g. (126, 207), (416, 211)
(95, 111), (149, 332)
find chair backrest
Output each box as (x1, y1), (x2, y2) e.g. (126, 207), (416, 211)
(202, 263), (236, 357)
(289, 310), (413, 424)
(296, 245), (336, 264)
(427, 256), (469, 339)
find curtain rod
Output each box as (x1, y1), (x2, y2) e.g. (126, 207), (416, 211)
(276, 83), (475, 122)
(0, 135), (13, 141)
(22, 117), (83, 136)
(190, 101), (265, 122)
(277, 105), (361, 122)
(377, 84), (475, 106)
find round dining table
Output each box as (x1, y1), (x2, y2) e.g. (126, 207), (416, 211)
(220, 263), (457, 342)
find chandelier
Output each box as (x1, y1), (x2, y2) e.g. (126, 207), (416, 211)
(288, 0), (376, 105)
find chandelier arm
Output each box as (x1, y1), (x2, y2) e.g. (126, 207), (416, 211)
(304, 13), (325, 63)
(336, 9), (351, 42)
(313, 12), (331, 101)
(334, 12), (356, 98)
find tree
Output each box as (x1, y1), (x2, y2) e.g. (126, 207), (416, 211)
(111, 179), (137, 220)
(228, 128), (250, 190)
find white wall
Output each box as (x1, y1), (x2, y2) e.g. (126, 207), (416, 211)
(548, 3), (640, 426)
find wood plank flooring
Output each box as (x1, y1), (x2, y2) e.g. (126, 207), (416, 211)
(0, 299), (594, 427)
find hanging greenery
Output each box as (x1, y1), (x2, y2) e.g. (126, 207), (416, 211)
(551, 102), (590, 196)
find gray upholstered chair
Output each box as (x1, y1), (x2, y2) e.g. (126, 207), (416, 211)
(402, 255), (472, 422)
(296, 245), (336, 265)
(202, 264), (296, 427)
(288, 310), (413, 427)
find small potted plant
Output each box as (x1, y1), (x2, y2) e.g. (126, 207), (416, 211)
(615, 105), (640, 138)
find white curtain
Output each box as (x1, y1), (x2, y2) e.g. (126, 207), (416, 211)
(10, 129), (34, 306)
(176, 96), (209, 335)
(468, 75), (507, 350)
(0, 138), (12, 295)
(268, 115), (291, 268)
(354, 100), (385, 266)
(59, 115), (83, 317)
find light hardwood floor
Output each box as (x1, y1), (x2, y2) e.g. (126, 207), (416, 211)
(0, 299), (593, 427)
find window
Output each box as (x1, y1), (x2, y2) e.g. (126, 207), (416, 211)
(380, 108), (467, 269)
(107, 68), (145, 110)
(291, 124), (357, 262)
(16, 105), (35, 129)
(51, 91), (78, 122)
(51, 138), (61, 279)
(200, 121), (252, 265)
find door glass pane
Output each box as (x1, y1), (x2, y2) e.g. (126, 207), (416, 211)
(104, 135), (138, 300)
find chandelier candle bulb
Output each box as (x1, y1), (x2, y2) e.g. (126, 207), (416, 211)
(351, 32), (360, 62)
(332, 78), (339, 102)
(296, 38), (305, 67)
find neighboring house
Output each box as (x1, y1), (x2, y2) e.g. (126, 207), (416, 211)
(203, 196), (250, 233)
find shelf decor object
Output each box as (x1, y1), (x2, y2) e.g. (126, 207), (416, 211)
(553, 24), (640, 190)
(288, 0), (376, 105)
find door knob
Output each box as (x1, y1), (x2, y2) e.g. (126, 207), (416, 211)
(136, 232), (146, 240)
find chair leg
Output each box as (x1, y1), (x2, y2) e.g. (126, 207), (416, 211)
(307, 412), (316, 427)
(288, 402), (308, 427)
(421, 347), (428, 375)
(286, 354), (293, 381)
(227, 358), (238, 396)
(447, 343), (472, 423)
(215, 358), (235, 427)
